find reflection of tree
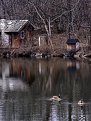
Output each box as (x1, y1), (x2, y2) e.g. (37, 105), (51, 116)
(0, 58), (91, 120)
(24, 58), (91, 102)
(8, 58), (91, 101)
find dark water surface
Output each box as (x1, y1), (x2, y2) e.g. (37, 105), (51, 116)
(0, 58), (91, 121)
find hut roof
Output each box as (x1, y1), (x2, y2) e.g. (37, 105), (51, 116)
(66, 39), (79, 45)
(0, 19), (35, 32)
(5, 20), (28, 32)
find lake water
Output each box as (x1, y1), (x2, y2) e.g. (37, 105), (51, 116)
(0, 58), (91, 121)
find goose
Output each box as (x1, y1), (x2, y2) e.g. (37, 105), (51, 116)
(78, 99), (85, 106)
(50, 94), (61, 102)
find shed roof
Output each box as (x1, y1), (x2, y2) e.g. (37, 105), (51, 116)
(66, 39), (79, 45)
(5, 20), (28, 32)
(0, 19), (31, 32)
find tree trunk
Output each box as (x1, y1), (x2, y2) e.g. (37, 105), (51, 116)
(48, 17), (51, 37)
(67, 0), (72, 39)
(47, 17), (54, 52)
(89, 25), (91, 45)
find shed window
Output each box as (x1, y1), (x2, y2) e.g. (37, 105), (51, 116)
(20, 31), (25, 39)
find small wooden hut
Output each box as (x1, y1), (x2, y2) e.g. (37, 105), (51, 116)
(66, 38), (80, 52)
(0, 19), (34, 48)
(65, 38), (80, 57)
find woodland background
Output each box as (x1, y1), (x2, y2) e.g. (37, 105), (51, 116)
(0, 0), (91, 56)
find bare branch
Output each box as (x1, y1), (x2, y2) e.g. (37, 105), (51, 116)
(51, 0), (81, 23)
(28, 1), (49, 35)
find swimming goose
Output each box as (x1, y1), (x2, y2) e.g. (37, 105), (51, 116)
(51, 94), (61, 102)
(78, 99), (85, 106)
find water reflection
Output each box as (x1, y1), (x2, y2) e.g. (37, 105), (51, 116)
(0, 58), (91, 120)
(66, 59), (80, 73)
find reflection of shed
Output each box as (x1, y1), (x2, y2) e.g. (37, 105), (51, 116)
(67, 60), (80, 73)
(10, 60), (35, 85)
(66, 39), (80, 52)
(0, 19), (34, 48)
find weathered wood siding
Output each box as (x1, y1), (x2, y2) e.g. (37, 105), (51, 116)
(11, 30), (32, 48)
(67, 44), (76, 51)
(12, 37), (21, 48)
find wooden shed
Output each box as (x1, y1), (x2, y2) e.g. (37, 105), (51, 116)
(65, 38), (80, 57)
(0, 19), (34, 48)
(66, 38), (80, 52)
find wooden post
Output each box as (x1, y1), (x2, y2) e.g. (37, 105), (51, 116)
(39, 36), (41, 47)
